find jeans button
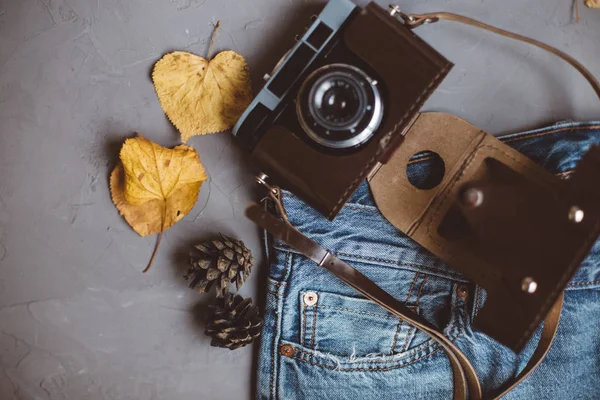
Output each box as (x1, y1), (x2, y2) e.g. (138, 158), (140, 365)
(280, 344), (295, 357)
(303, 291), (318, 306)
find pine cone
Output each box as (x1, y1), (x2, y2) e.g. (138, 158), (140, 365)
(185, 234), (254, 298)
(205, 293), (263, 350)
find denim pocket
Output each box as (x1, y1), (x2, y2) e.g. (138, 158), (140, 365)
(298, 290), (418, 357)
(280, 271), (468, 374)
(269, 248), (469, 372)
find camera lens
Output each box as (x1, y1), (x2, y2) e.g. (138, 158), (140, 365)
(297, 64), (383, 149)
(313, 78), (362, 127)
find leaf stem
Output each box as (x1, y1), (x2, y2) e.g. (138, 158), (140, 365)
(143, 231), (163, 273)
(207, 20), (221, 61)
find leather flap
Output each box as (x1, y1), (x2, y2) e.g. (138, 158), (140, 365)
(369, 112), (600, 350)
(368, 112), (485, 234)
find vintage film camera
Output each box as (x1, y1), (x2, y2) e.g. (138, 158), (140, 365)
(236, 0), (600, 352)
(234, 0), (452, 219)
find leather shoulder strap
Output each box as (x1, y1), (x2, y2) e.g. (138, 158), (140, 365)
(246, 203), (564, 400)
(246, 203), (478, 400)
(389, 8), (600, 100)
(493, 291), (563, 399)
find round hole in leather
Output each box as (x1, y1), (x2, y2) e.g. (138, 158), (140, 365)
(406, 150), (446, 190)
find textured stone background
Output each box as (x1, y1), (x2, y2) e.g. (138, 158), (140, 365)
(0, 0), (598, 399)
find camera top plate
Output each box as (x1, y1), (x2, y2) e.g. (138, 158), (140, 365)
(233, 0), (358, 139)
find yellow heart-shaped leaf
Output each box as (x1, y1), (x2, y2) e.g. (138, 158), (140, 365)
(585, 0), (599, 8)
(110, 135), (208, 237)
(152, 50), (253, 142)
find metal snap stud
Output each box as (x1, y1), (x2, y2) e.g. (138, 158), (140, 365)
(461, 187), (484, 208)
(280, 344), (295, 357)
(521, 277), (537, 294)
(456, 285), (469, 299)
(303, 291), (318, 306)
(568, 206), (584, 223)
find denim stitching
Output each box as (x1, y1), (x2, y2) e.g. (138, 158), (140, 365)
(327, 64), (452, 219)
(270, 314), (277, 398)
(270, 305), (277, 400)
(282, 252), (292, 282)
(400, 325), (417, 354)
(501, 125), (600, 143)
(270, 251), (291, 400)
(301, 302), (307, 347)
(399, 276), (429, 352)
(400, 326), (414, 353)
(268, 278), (287, 287)
(401, 274), (426, 353)
(311, 303), (317, 350)
(284, 191), (380, 213)
(342, 204), (380, 213)
(405, 273), (419, 304)
(415, 275), (428, 307)
(568, 280), (600, 286)
(283, 308), (462, 371)
(391, 273), (419, 353)
(335, 252), (447, 271)
(287, 346), (441, 372)
(267, 289), (279, 297)
(275, 245), (469, 281)
(472, 285), (482, 320)
(391, 322), (402, 353)
(333, 251), (468, 280)
(317, 305), (402, 320)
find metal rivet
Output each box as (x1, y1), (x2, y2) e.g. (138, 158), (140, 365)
(280, 344), (295, 357)
(521, 277), (537, 294)
(303, 291), (318, 306)
(568, 206), (584, 223)
(389, 5), (401, 17)
(461, 187), (484, 208)
(256, 172), (268, 185)
(456, 285), (469, 299)
(263, 73), (271, 81)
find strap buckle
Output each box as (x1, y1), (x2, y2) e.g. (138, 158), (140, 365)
(388, 5), (439, 28)
(255, 172), (289, 223)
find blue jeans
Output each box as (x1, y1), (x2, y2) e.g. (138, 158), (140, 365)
(257, 121), (600, 399)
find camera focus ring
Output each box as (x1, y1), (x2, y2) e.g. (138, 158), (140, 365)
(297, 64), (383, 149)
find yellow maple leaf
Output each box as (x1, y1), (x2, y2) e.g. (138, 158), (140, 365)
(585, 0), (599, 8)
(110, 135), (208, 271)
(152, 22), (253, 142)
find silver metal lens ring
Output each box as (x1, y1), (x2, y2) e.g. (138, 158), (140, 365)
(297, 63), (383, 149)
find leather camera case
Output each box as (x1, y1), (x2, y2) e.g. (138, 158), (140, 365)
(369, 112), (600, 350)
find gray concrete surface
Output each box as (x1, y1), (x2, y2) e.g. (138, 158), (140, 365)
(0, 0), (598, 399)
